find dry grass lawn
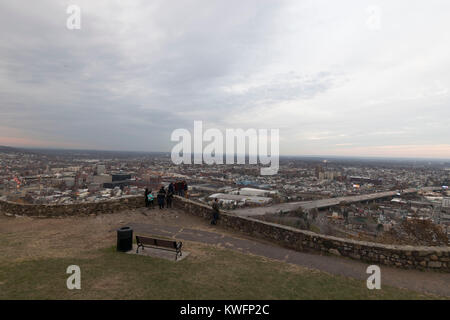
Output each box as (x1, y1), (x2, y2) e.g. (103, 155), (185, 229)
(0, 209), (446, 300)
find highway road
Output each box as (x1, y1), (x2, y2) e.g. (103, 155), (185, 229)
(233, 186), (440, 217)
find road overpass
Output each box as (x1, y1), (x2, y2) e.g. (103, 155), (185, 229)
(234, 186), (441, 217)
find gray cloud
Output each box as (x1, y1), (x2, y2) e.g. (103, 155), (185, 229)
(0, 0), (449, 157)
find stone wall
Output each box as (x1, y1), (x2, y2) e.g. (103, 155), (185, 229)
(0, 196), (143, 217)
(172, 196), (450, 271)
(1, 195), (449, 271)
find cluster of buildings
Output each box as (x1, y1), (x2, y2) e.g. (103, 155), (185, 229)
(321, 188), (450, 242)
(1, 148), (449, 242)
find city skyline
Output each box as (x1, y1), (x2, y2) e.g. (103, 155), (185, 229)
(3, 145), (450, 162)
(1, 0), (449, 158)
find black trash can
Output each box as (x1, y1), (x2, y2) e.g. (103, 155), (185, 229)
(117, 226), (133, 252)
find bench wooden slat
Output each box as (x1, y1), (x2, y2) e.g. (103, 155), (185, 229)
(135, 235), (182, 260)
(155, 239), (177, 249)
(138, 237), (156, 246)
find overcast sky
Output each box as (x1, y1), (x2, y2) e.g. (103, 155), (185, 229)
(0, 0), (449, 158)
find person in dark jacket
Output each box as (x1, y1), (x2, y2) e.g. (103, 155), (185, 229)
(174, 181), (179, 195)
(168, 182), (174, 194)
(157, 187), (166, 209)
(176, 181), (181, 196)
(211, 198), (220, 225)
(183, 180), (188, 198)
(166, 191), (173, 208)
(179, 181), (186, 197)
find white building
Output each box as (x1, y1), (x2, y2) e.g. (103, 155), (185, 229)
(209, 193), (272, 205)
(232, 187), (278, 197)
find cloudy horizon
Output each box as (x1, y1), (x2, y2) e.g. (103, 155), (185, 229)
(1, 0), (449, 159)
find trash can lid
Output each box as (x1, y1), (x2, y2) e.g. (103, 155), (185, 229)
(118, 226), (132, 231)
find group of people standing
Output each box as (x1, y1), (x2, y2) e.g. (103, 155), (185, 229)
(173, 180), (188, 197)
(144, 181), (188, 210)
(144, 181), (220, 225)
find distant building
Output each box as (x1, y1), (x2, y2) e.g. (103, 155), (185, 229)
(96, 164), (106, 175)
(191, 184), (227, 193)
(88, 183), (101, 192)
(92, 174), (112, 184)
(62, 177), (75, 187)
(209, 193), (272, 206)
(103, 172), (133, 189)
(315, 165), (324, 178)
(112, 173), (132, 181)
(236, 180), (257, 186)
(443, 198), (450, 214)
(232, 187), (277, 197)
(348, 176), (382, 185)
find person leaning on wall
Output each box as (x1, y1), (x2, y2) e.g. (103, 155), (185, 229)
(211, 198), (220, 225)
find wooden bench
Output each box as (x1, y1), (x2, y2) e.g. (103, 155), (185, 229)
(135, 235), (183, 260)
